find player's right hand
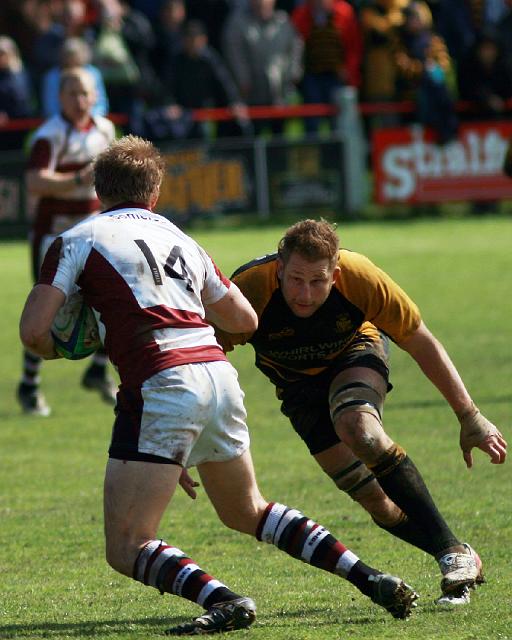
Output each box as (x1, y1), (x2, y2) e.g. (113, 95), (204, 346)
(179, 468), (200, 499)
(458, 407), (507, 468)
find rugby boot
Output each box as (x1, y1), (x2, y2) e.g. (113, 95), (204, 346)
(370, 573), (419, 619)
(165, 597), (256, 635)
(436, 585), (472, 606)
(81, 366), (117, 404)
(17, 383), (51, 417)
(438, 543), (484, 595)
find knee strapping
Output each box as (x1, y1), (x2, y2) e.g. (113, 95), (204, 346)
(329, 460), (376, 499)
(367, 443), (406, 478)
(329, 382), (384, 424)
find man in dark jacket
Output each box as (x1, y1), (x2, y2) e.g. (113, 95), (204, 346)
(159, 20), (250, 140)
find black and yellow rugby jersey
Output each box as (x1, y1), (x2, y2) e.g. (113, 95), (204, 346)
(217, 250), (421, 388)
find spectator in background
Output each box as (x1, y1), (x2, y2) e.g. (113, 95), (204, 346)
(92, 1), (156, 118)
(186, 0), (231, 52)
(0, 1), (53, 70)
(222, 0), (303, 136)
(124, 0), (162, 22)
(292, 0), (363, 133)
(17, 67), (116, 417)
(30, 0), (95, 89)
(0, 35), (36, 150)
(276, 0), (297, 12)
(116, 1), (160, 105)
(496, 0), (512, 60)
(41, 37), (108, 117)
(143, 20), (250, 142)
(435, 0), (508, 70)
(458, 27), (512, 214)
(359, 0), (409, 125)
(457, 28), (512, 120)
(395, 1), (458, 143)
(152, 0), (186, 94)
(435, 1), (475, 68)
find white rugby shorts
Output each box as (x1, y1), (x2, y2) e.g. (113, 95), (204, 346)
(109, 360), (250, 467)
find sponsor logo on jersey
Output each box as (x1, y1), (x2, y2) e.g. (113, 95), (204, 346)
(268, 327), (295, 340)
(335, 314), (353, 333)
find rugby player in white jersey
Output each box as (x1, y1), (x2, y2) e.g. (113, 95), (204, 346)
(19, 135), (419, 635)
(17, 67), (116, 417)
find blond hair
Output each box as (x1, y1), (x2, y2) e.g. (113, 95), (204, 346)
(0, 35), (22, 72)
(94, 135), (166, 206)
(278, 219), (339, 266)
(59, 66), (95, 94)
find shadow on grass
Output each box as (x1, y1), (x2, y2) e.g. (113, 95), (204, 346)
(0, 617), (174, 638)
(386, 393), (511, 412)
(245, 606), (377, 630)
(0, 608), (378, 638)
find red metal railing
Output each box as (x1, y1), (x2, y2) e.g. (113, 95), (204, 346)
(1, 99), (512, 132)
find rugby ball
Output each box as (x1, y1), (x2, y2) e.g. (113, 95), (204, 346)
(51, 292), (101, 360)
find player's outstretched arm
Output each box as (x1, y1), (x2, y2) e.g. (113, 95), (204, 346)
(19, 284), (65, 359)
(397, 321), (507, 467)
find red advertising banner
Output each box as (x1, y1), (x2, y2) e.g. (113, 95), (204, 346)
(372, 122), (512, 203)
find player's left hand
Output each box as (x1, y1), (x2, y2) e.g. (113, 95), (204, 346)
(458, 407), (507, 468)
(179, 468), (200, 499)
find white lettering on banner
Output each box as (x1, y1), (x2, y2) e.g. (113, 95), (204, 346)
(383, 148), (415, 199)
(379, 125), (510, 202)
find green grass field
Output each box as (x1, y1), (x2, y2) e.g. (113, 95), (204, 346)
(0, 217), (511, 640)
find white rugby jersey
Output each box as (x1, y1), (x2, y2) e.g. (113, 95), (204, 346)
(29, 114), (116, 254)
(39, 205), (230, 386)
(30, 113), (115, 202)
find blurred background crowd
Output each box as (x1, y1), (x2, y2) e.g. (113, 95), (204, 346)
(1, 0), (512, 150)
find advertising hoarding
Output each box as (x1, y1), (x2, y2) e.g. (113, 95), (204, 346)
(372, 122), (512, 204)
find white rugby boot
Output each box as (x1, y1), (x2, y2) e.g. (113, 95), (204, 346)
(436, 543), (484, 606)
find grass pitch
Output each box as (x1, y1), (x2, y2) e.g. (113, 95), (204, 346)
(0, 217), (511, 640)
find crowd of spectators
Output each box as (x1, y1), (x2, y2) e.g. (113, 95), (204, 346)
(1, 0), (512, 149)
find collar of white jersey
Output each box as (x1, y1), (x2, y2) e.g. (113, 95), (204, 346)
(101, 202), (152, 214)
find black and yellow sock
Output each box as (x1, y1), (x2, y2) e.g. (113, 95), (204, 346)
(369, 445), (459, 555)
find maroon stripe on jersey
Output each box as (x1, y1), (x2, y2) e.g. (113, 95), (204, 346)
(32, 199), (100, 238)
(28, 138), (51, 169)
(37, 198), (100, 216)
(143, 305), (209, 329)
(32, 198), (101, 240)
(56, 161), (92, 172)
(78, 249), (227, 386)
(132, 345), (227, 388)
(55, 160), (91, 173)
(208, 255), (231, 288)
(39, 237), (63, 284)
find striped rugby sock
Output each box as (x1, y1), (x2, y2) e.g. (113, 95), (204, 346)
(256, 502), (380, 597)
(21, 350), (42, 387)
(133, 540), (240, 608)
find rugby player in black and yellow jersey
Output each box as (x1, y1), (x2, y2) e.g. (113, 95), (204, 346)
(215, 219), (507, 606)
